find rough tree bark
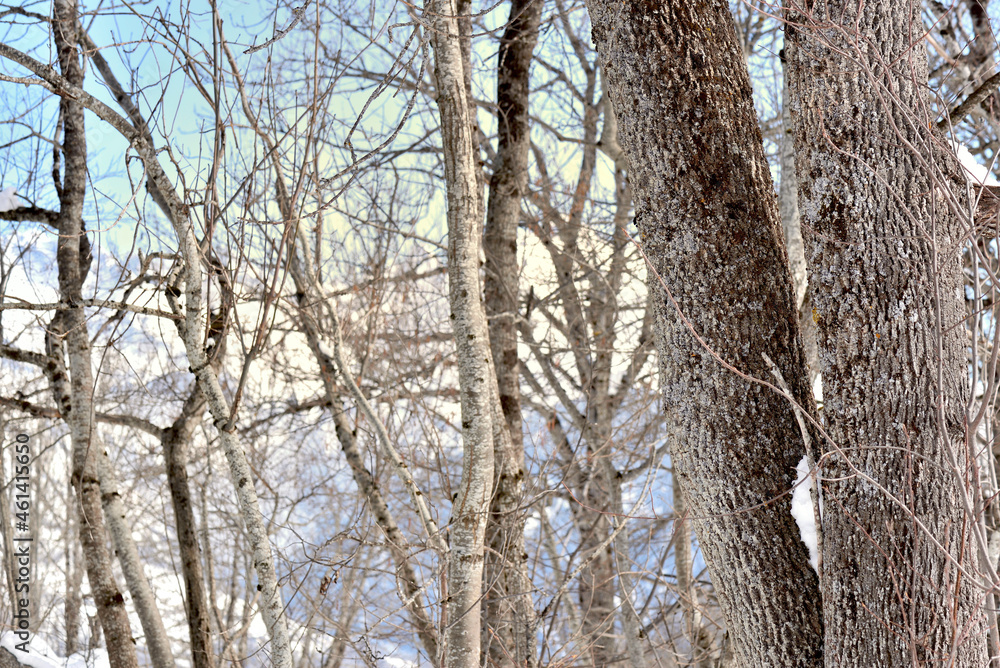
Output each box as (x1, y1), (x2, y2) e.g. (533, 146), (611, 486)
(430, 0), (501, 664)
(163, 388), (216, 668)
(582, 1), (824, 665)
(787, 4), (989, 664)
(50, 3), (140, 666)
(482, 0), (543, 663)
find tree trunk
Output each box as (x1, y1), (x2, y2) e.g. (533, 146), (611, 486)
(430, 1), (499, 665)
(96, 447), (175, 668)
(163, 388), (216, 668)
(39, 23), (295, 665)
(51, 3), (139, 667)
(483, 0), (542, 664)
(787, 5), (989, 664)
(582, 0), (824, 664)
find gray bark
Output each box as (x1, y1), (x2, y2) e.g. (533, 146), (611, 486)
(51, 3), (139, 666)
(787, 4), (990, 664)
(430, 1), (500, 664)
(0, 23), (294, 664)
(14, 25), (294, 663)
(583, 0), (824, 665)
(779, 75), (807, 311)
(64, 502), (83, 655)
(482, 0), (543, 664)
(96, 447), (175, 668)
(0, 26), (294, 666)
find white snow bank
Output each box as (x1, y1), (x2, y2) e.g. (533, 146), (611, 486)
(0, 633), (109, 668)
(790, 455), (820, 572)
(0, 187), (22, 212)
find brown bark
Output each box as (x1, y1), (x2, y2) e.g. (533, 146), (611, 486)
(482, 0), (543, 664)
(163, 387), (216, 668)
(582, 0), (824, 665)
(787, 4), (989, 664)
(51, 2), (139, 666)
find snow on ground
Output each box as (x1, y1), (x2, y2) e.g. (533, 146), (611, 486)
(790, 455), (820, 572)
(0, 633), (109, 668)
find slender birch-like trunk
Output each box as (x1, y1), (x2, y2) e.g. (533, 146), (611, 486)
(163, 388), (216, 668)
(430, 1), (499, 665)
(96, 449), (175, 668)
(50, 3), (140, 666)
(8, 25), (295, 664)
